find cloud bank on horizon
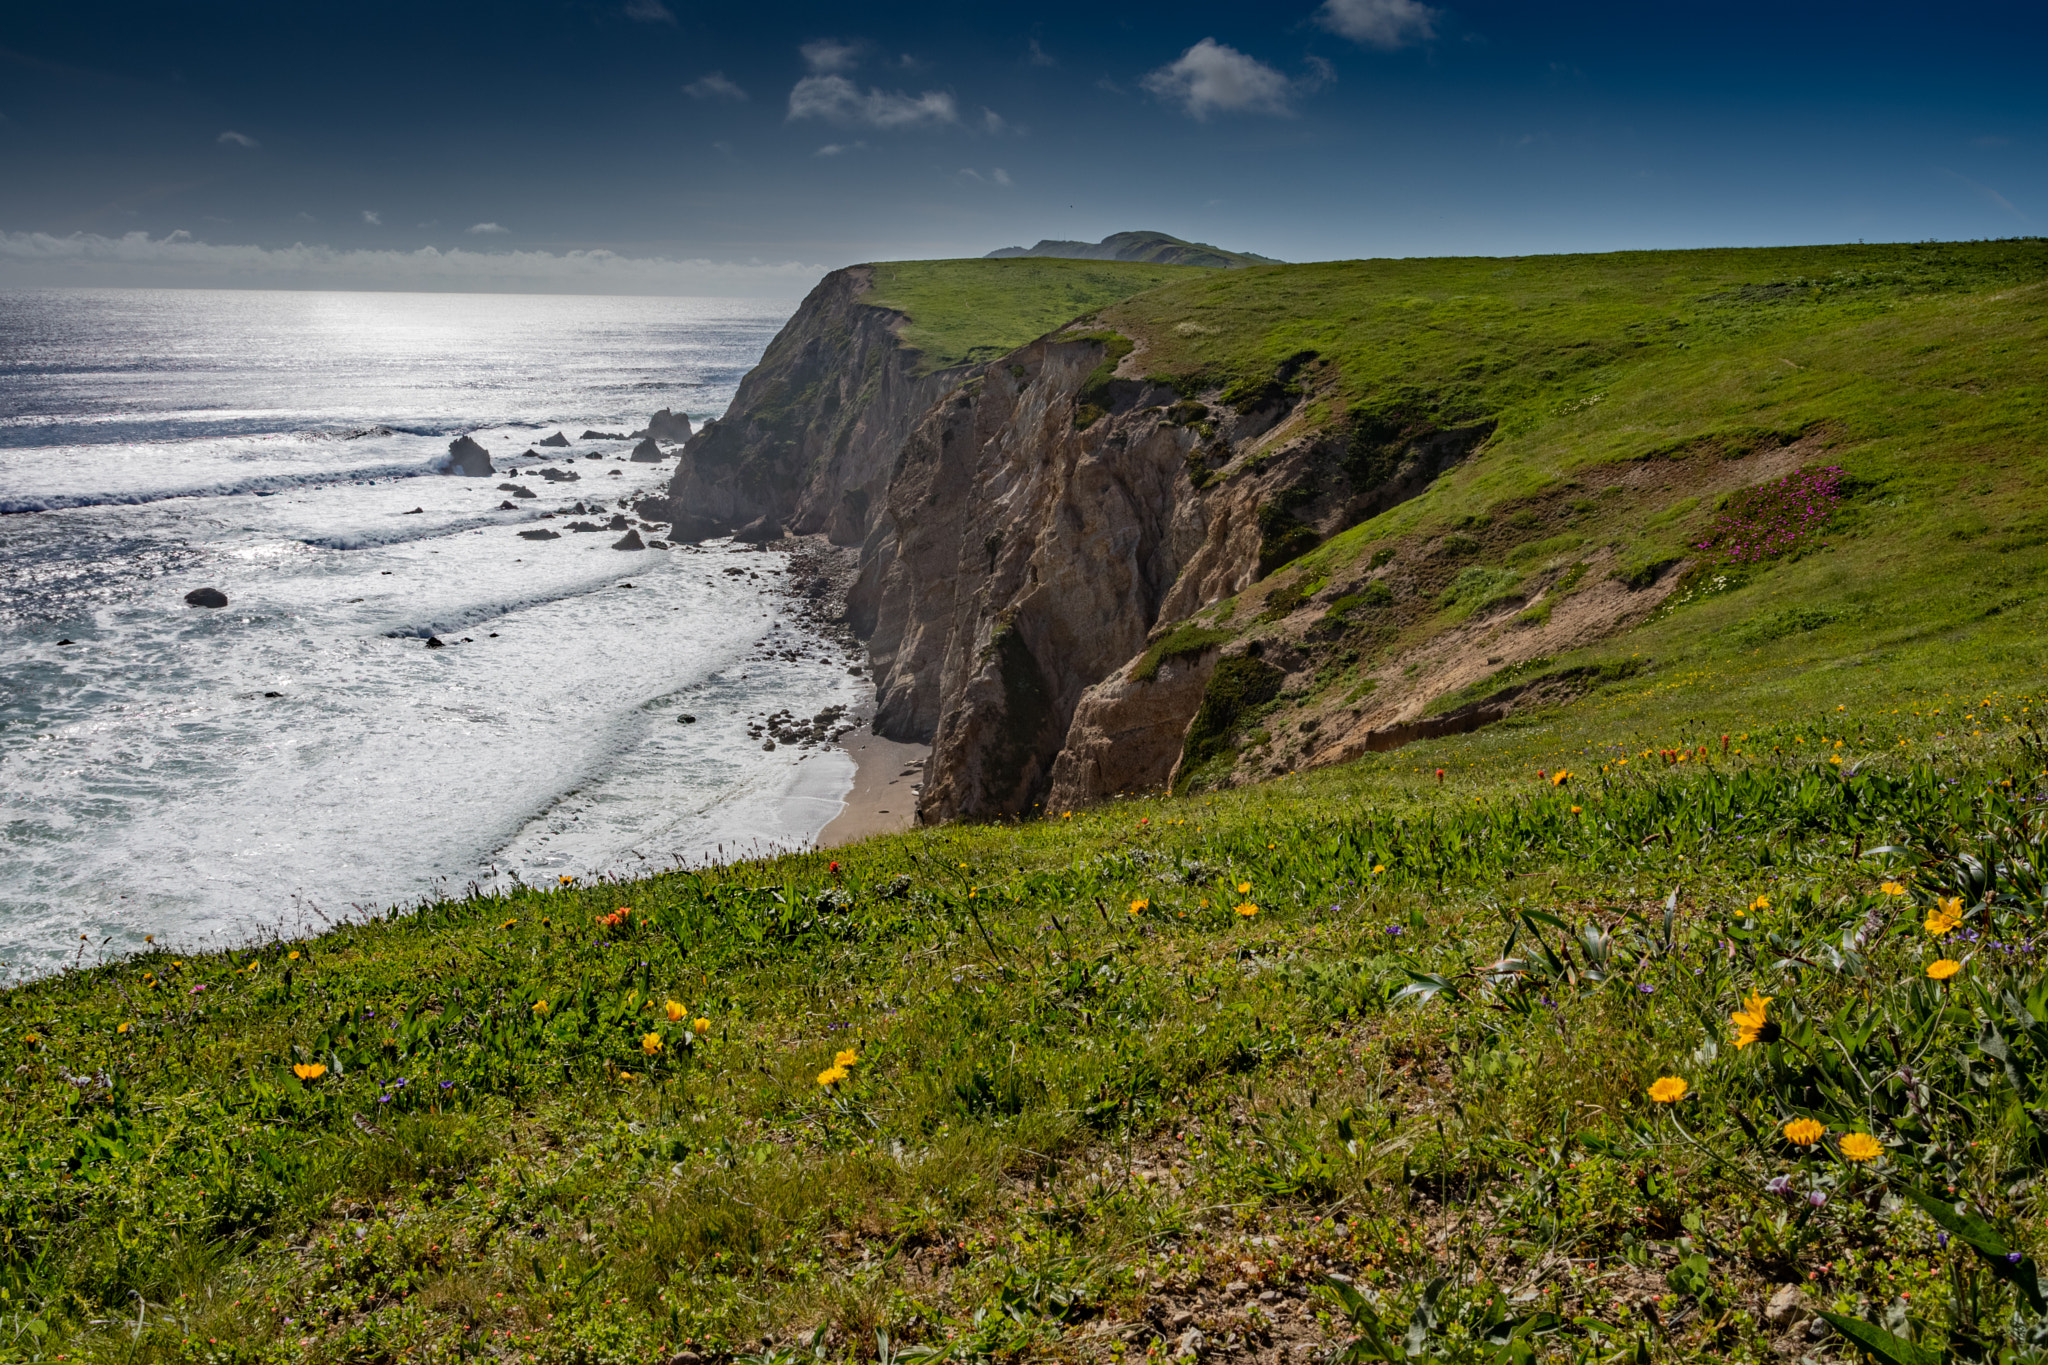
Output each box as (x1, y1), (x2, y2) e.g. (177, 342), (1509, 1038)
(0, 0), (2040, 293)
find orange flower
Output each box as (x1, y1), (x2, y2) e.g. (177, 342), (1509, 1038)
(1783, 1118), (1825, 1146)
(293, 1063), (327, 1082)
(1730, 992), (1777, 1049)
(1233, 903), (1260, 918)
(692, 1017), (710, 1035)
(664, 1000), (686, 1022)
(1927, 959), (1963, 981)
(1924, 898), (1964, 936)
(1838, 1132), (1883, 1162)
(1646, 1076), (1688, 1103)
(640, 1032), (664, 1055)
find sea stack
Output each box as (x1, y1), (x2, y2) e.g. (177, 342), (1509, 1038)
(538, 431), (570, 447)
(641, 408), (693, 442)
(629, 437), (665, 463)
(441, 435), (495, 476)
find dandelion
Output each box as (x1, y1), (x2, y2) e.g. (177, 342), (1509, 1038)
(1838, 1132), (1883, 1162)
(617, 1070), (635, 1081)
(665, 1000), (686, 1022)
(293, 1063), (327, 1081)
(1647, 1076), (1689, 1103)
(834, 1048), (860, 1068)
(1371, 864), (1386, 874)
(1749, 895), (1771, 912)
(1880, 881), (1907, 897)
(641, 1032), (664, 1055)
(1731, 992), (1778, 1048)
(288, 951), (300, 961)
(1234, 903), (1260, 918)
(1129, 898), (1148, 915)
(1237, 881), (1251, 894)
(1927, 959), (1963, 981)
(817, 1065), (848, 1087)
(117, 1021), (131, 1034)
(1570, 805), (1582, 814)
(1783, 1118), (1826, 1146)
(533, 1000), (549, 1014)
(1925, 898), (1964, 936)
(692, 1017), (710, 1034)
(500, 919), (517, 930)
(22, 1033), (38, 1045)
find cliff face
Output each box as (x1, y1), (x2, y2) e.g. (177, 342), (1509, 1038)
(664, 267), (975, 545)
(672, 271), (1492, 823)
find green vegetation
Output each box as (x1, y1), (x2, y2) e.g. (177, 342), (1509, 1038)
(1130, 623), (1236, 682)
(862, 259), (1203, 374)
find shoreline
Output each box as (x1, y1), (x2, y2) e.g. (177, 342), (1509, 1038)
(817, 724), (928, 847)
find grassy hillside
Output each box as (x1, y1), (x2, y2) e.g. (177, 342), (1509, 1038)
(8, 242), (2048, 1365)
(864, 258), (1208, 373)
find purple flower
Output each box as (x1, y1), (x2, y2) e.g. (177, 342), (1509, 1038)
(1938, 1232), (1949, 1249)
(1637, 981), (1655, 994)
(439, 1080), (455, 1090)
(2010, 1252), (2024, 1265)
(378, 1094), (392, 1104)
(1765, 1175), (1794, 1198)
(1386, 925), (1403, 936)
(1808, 1192), (1828, 1208)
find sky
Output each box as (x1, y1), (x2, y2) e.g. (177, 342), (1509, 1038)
(0, 0), (2041, 295)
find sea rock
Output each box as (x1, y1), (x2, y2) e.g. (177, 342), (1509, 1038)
(612, 530), (646, 550)
(518, 448), (539, 459)
(640, 408), (693, 442)
(403, 506), (424, 514)
(496, 483), (523, 492)
(441, 435), (495, 476)
(607, 514), (630, 531)
(579, 430), (625, 441)
(518, 529), (561, 541)
(512, 486), (538, 499)
(539, 467), (579, 482)
(677, 714), (697, 723)
(668, 512), (727, 543)
(539, 431), (570, 447)
(425, 636), (447, 648)
(732, 514), (783, 544)
(566, 520), (601, 532)
(630, 438), (666, 463)
(184, 587), (229, 608)
(498, 501), (517, 510)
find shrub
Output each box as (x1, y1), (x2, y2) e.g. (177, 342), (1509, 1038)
(1130, 624), (1235, 682)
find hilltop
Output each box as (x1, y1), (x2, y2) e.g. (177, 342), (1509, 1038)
(985, 229), (1280, 270)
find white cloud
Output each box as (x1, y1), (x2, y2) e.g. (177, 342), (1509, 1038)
(1026, 38), (1055, 67)
(1141, 39), (1293, 120)
(800, 39), (861, 74)
(956, 168), (1013, 186)
(993, 168), (1011, 186)
(361, 209), (382, 225)
(217, 130), (258, 148)
(1316, 0), (1440, 50)
(787, 74), (957, 129)
(982, 108), (1008, 134)
(0, 229), (826, 298)
(814, 141), (867, 156)
(623, 0), (675, 21)
(683, 71), (747, 101)
(467, 222), (508, 235)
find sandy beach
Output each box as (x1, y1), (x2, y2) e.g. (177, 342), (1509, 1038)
(817, 725), (929, 846)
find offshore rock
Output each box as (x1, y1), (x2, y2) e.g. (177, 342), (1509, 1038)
(538, 431), (570, 447)
(630, 438), (666, 463)
(611, 530), (646, 550)
(441, 435), (495, 476)
(640, 408), (693, 442)
(184, 587), (229, 608)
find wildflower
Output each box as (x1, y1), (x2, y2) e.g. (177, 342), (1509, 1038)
(1838, 1132), (1883, 1162)
(1647, 1076), (1689, 1103)
(1237, 881), (1251, 894)
(1925, 898), (1964, 936)
(692, 1017), (710, 1034)
(665, 1000), (686, 1022)
(817, 1065), (848, 1087)
(827, 860), (840, 874)
(617, 1070), (635, 1081)
(1749, 895), (1771, 912)
(1551, 769), (1571, 786)
(500, 919), (517, 930)
(117, 1021), (131, 1034)
(1829, 753), (1843, 767)
(1880, 881), (1907, 897)
(22, 1033), (38, 1045)
(1731, 992), (1778, 1048)
(1234, 903), (1260, 918)
(640, 1032), (664, 1055)
(1129, 898), (1148, 915)
(293, 1063), (327, 1081)
(1570, 805), (1582, 814)
(1783, 1118), (1826, 1146)
(288, 951), (300, 961)
(834, 1048), (860, 1068)
(1371, 864), (1386, 874)
(559, 875), (574, 884)
(532, 1000), (549, 1014)
(1764, 1175), (1795, 1198)
(1062, 811), (1073, 819)
(1927, 959), (1963, 981)
(1808, 1191), (1828, 1208)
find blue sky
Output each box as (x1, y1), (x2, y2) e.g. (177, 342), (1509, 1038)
(0, 0), (2040, 293)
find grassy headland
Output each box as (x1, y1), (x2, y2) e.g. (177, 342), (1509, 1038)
(7, 241), (2048, 1365)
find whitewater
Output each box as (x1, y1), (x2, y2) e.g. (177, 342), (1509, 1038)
(0, 287), (862, 980)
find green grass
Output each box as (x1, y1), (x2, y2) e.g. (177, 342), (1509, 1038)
(862, 258), (1207, 374)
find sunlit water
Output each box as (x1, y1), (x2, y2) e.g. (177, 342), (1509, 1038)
(0, 288), (860, 980)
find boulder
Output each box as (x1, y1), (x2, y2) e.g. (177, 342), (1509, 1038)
(606, 514), (630, 531)
(539, 467), (580, 482)
(640, 408), (693, 442)
(566, 520), (602, 532)
(669, 512), (727, 544)
(612, 530), (646, 550)
(425, 636), (447, 648)
(518, 529), (561, 541)
(496, 483), (523, 492)
(579, 429), (625, 441)
(441, 435), (495, 476)
(538, 431), (570, 447)
(732, 514), (783, 544)
(184, 587), (229, 608)
(629, 438), (665, 463)
(511, 486), (538, 499)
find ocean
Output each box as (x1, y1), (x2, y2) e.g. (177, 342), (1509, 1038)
(0, 286), (861, 980)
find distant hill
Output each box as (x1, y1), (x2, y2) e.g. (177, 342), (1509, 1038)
(985, 229), (1279, 269)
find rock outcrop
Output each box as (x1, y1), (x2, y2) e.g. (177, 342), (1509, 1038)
(539, 431), (570, 447)
(184, 587), (229, 608)
(441, 435), (495, 476)
(638, 408), (693, 442)
(630, 438), (665, 463)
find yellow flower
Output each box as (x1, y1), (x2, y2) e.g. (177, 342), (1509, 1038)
(1838, 1132), (1883, 1162)
(1551, 769), (1571, 785)
(1924, 898), (1964, 936)
(1749, 895), (1771, 912)
(1731, 992), (1778, 1049)
(117, 1021), (131, 1034)
(834, 1048), (860, 1068)
(559, 875), (574, 884)
(1570, 806), (1582, 814)
(1371, 864), (1386, 874)
(1062, 811), (1073, 819)
(1828, 753), (1843, 766)
(692, 1017), (710, 1034)
(640, 1032), (664, 1055)
(1927, 959), (1963, 981)
(1129, 898), (1148, 915)
(532, 1000), (549, 1014)
(1880, 881), (1907, 897)
(293, 1063), (327, 1082)
(1234, 903), (1260, 918)
(1783, 1118), (1826, 1146)
(500, 919), (517, 930)
(288, 951), (300, 961)
(1237, 881), (1251, 894)
(617, 1070), (635, 1081)
(817, 1065), (848, 1087)
(665, 1000), (686, 1022)
(1646, 1076), (1689, 1104)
